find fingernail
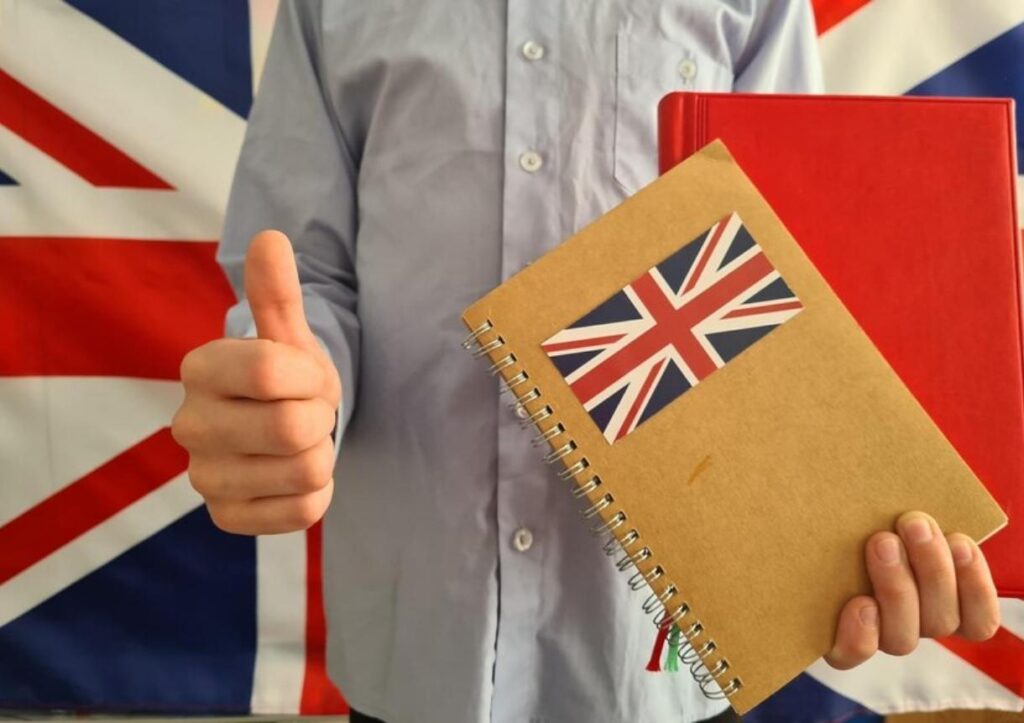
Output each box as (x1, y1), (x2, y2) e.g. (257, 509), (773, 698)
(859, 605), (879, 627)
(950, 538), (974, 567)
(875, 536), (901, 564)
(902, 516), (933, 544)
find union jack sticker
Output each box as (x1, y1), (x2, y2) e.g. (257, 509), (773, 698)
(542, 212), (802, 443)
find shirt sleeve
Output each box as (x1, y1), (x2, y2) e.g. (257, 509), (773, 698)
(732, 0), (825, 93)
(217, 0), (359, 452)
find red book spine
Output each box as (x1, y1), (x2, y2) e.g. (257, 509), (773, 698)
(658, 93), (700, 175)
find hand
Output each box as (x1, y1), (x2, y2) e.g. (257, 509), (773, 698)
(824, 511), (1000, 669)
(171, 230), (342, 535)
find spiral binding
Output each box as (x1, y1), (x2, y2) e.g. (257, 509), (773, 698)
(463, 319), (743, 701)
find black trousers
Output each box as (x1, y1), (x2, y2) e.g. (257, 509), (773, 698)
(350, 705), (743, 723)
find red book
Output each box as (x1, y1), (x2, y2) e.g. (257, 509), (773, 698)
(659, 92), (1023, 596)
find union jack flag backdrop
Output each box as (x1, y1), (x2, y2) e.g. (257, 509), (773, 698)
(0, 0), (1022, 719)
(0, 0), (345, 715)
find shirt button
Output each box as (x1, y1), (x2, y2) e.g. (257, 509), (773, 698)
(519, 150), (543, 173)
(521, 40), (545, 61)
(512, 527), (534, 552)
(678, 58), (698, 80)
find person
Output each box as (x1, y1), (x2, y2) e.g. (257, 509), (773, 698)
(170, 2), (1001, 722)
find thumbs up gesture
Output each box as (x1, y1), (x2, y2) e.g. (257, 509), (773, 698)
(172, 230), (342, 535)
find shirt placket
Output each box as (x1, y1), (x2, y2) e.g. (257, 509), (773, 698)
(492, 1), (563, 722)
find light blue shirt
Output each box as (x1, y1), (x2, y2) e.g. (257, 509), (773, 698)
(218, 2), (823, 721)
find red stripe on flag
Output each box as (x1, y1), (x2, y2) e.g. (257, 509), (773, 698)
(722, 299), (803, 319)
(0, 427), (187, 586)
(937, 628), (1024, 696)
(635, 271), (679, 321)
(0, 237), (234, 379)
(615, 358), (666, 442)
(0, 69), (171, 189)
(542, 333), (627, 354)
(812, 0), (871, 35)
(682, 216), (729, 295)
(300, 520), (349, 714)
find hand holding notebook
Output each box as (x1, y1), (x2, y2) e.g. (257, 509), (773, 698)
(822, 510), (999, 671)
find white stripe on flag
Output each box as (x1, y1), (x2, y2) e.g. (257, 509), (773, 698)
(0, 122), (224, 238)
(805, 637), (1024, 714)
(0, 377), (184, 527)
(0, 0), (245, 236)
(0, 186), (224, 239)
(1000, 598), (1024, 640)
(0, 472), (201, 629)
(250, 531), (308, 714)
(820, 0), (1024, 95)
(0, 377), (56, 528)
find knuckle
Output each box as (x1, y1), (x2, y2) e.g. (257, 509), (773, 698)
(881, 634), (919, 657)
(910, 544), (954, 576)
(828, 638), (874, 670)
(961, 616), (1000, 641)
(923, 612), (960, 639)
(247, 343), (285, 398)
(269, 402), (316, 453)
(844, 642), (874, 667)
(290, 446), (334, 493)
(324, 369), (341, 407)
(170, 407), (197, 448)
(186, 459), (210, 497)
(852, 638), (877, 662)
(206, 502), (246, 535)
(876, 578), (918, 606)
(287, 493), (326, 531)
(179, 348), (203, 386)
(180, 340), (223, 388)
(320, 399), (338, 432)
(187, 458), (233, 500)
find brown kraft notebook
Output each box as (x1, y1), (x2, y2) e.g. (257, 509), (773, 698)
(461, 140), (1007, 713)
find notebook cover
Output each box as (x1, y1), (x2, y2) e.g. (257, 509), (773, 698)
(462, 141), (1007, 713)
(659, 91), (1024, 597)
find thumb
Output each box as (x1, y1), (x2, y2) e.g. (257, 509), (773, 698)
(245, 229), (320, 353)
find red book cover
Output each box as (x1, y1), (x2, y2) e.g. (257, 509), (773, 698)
(659, 92), (1023, 596)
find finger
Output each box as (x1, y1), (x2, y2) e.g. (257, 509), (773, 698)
(866, 531), (920, 655)
(187, 436), (335, 501)
(172, 395), (336, 456)
(896, 512), (959, 638)
(180, 337), (326, 400)
(948, 533), (1001, 641)
(245, 229), (320, 354)
(824, 595), (880, 670)
(206, 481), (334, 536)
